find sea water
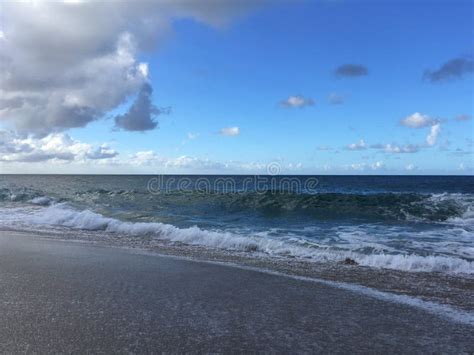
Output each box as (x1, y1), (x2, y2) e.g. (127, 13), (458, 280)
(0, 174), (473, 274)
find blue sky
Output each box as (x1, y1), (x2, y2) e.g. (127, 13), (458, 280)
(0, 0), (473, 174)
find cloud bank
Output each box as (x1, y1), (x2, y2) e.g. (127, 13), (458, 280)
(0, 130), (117, 163)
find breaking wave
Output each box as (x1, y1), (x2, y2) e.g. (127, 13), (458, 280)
(2, 202), (472, 275)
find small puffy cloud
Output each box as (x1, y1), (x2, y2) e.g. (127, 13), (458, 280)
(327, 93), (344, 105)
(335, 64), (368, 78)
(458, 163), (472, 171)
(400, 112), (434, 128)
(187, 132), (199, 140)
(399, 113), (441, 148)
(219, 126), (240, 136)
(114, 83), (167, 131)
(373, 143), (419, 154)
(130, 150), (162, 166)
(349, 163), (365, 171)
(349, 161), (384, 171)
(86, 145), (118, 160)
(280, 95), (315, 108)
(405, 163), (417, 171)
(426, 123), (441, 146)
(455, 114), (471, 121)
(371, 161), (385, 170)
(346, 139), (367, 151)
(457, 163), (473, 172)
(423, 56), (474, 83)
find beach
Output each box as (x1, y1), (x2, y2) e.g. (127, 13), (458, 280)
(0, 231), (473, 353)
(2, 0), (473, 351)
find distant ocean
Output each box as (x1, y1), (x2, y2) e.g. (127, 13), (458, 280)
(1, 175), (473, 275)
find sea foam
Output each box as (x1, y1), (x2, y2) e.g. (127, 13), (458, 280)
(2, 203), (468, 275)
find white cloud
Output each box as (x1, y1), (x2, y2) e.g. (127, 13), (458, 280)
(280, 95), (315, 108)
(0, 131), (305, 173)
(426, 123), (441, 146)
(399, 113), (443, 148)
(459, 163), (467, 171)
(371, 161), (385, 170)
(457, 162), (473, 172)
(187, 132), (199, 140)
(219, 126), (240, 136)
(0, 130), (117, 163)
(400, 112), (433, 128)
(405, 163), (417, 171)
(349, 161), (385, 171)
(86, 145), (118, 160)
(137, 62), (149, 78)
(346, 139), (367, 150)
(374, 143), (419, 154)
(0, 1), (261, 135)
(126, 151), (305, 173)
(165, 156), (225, 170)
(349, 163), (365, 171)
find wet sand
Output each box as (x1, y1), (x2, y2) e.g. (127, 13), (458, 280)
(0, 232), (472, 353)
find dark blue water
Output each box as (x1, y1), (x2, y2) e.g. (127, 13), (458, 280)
(0, 175), (473, 274)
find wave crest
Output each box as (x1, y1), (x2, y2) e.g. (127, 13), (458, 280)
(17, 203), (472, 275)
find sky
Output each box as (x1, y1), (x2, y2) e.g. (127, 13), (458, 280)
(0, 0), (473, 174)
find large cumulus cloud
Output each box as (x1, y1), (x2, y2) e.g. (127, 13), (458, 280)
(0, 0), (261, 135)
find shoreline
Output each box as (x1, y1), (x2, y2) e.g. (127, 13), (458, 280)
(3, 227), (473, 312)
(0, 231), (473, 352)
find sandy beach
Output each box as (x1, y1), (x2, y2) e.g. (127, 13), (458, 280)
(0, 231), (472, 353)
(2, 0), (473, 351)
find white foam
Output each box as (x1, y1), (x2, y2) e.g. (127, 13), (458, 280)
(356, 253), (473, 274)
(2, 203), (474, 275)
(29, 196), (53, 206)
(433, 193), (474, 226)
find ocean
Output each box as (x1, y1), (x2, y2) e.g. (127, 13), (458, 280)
(1, 174), (473, 275)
